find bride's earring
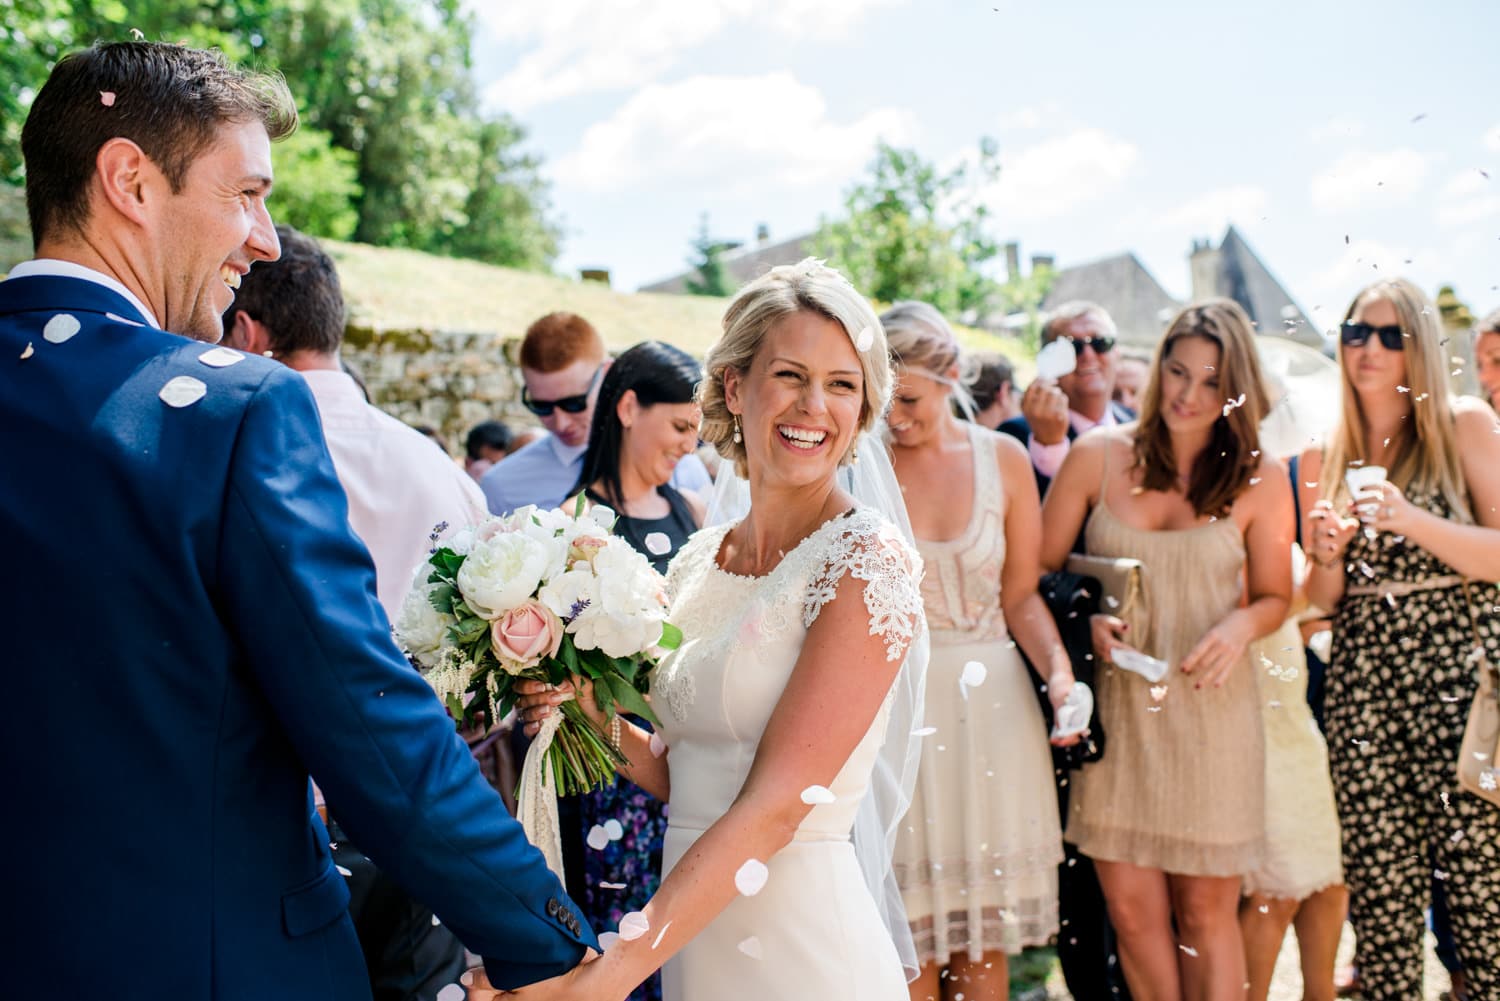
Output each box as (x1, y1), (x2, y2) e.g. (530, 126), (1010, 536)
(850, 439), (859, 464)
(732, 415), (743, 444)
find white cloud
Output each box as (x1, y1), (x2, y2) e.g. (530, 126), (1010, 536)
(1485, 124), (1500, 154)
(1306, 115), (1365, 143)
(1436, 169), (1500, 228)
(1302, 238), (1432, 327)
(998, 102), (1063, 132)
(474, 0), (902, 112)
(1157, 184), (1271, 232)
(1308, 149), (1435, 213)
(553, 73), (914, 194)
(978, 128), (1140, 222)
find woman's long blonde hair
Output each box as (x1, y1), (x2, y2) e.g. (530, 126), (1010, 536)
(1321, 277), (1471, 521)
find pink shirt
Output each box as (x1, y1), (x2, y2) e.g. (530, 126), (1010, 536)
(1029, 407), (1120, 480)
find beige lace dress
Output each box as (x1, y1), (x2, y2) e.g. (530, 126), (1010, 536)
(893, 423), (1063, 963)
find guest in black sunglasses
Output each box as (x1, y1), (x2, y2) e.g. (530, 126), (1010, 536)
(479, 312), (713, 517)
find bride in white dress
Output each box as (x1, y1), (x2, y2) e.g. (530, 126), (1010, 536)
(512, 259), (927, 1001)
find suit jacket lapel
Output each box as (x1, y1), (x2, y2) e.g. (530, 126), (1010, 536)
(0, 275), (154, 327)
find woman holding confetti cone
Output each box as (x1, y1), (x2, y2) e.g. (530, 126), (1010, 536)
(507, 259), (928, 1001)
(1301, 278), (1500, 1001)
(880, 301), (1074, 1001)
(1040, 299), (1293, 1000)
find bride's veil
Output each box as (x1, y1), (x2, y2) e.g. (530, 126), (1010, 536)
(706, 427), (930, 981)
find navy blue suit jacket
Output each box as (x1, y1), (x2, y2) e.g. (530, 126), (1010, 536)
(0, 275), (596, 1000)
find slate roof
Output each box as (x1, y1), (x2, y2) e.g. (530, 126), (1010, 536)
(638, 233), (814, 294)
(1039, 252), (1182, 346)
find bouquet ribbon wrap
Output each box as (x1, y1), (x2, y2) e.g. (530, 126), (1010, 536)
(517, 710), (566, 882)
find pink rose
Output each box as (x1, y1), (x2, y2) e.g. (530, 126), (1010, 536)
(492, 599), (564, 671)
(568, 535), (606, 569)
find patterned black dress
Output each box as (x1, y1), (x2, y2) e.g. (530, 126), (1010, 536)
(1326, 484), (1500, 1000)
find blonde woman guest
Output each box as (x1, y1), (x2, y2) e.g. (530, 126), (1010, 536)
(1473, 307), (1500, 407)
(1041, 299), (1293, 1001)
(882, 302), (1075, 1001)
(1301, 279), (1500, 1000)
(510, 260), (926, 1001)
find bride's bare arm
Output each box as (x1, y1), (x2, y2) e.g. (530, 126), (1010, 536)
(519, 561), (913, 1000)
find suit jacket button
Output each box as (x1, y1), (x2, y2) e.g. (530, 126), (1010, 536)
(546, 898), (559, 917)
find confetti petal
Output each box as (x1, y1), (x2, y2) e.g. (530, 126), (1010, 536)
(800, 784), (836, 805)
(159, 375), (207, 408)
(1149, 685), (1168, 702)
(960, 660), (988, 689)
(738, 936), (763, 960)
(1034, 339), (1077, 381)
(336, 865), (353, 877)
(649, 732), (667, 758)
(854, 325), (875, 352)
(911, 726), (937, 737)
(734, 858), (769, 896)
(644, 531), (672, 556)
(604, 819), (624, 841)
(436, 985), (465, 1001)
(19, 341), (33, 360)
(651, 920), (672, 949)
(100, 91), (116, 107)
(586, 824), (611, 851)
(105, 312), (145, 327)
(599, 931), (621, 951)
(431, 913), (442, 926)
(198, 346), (244, 368)
(599, 881), (627, 890)
(618, 911), (650, 941)
(43, 313), (81, 344)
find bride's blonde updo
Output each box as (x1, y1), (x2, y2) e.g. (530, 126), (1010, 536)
(699, 258), (893, 478)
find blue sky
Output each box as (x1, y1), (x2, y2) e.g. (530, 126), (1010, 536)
(468, 0), (1499, 332)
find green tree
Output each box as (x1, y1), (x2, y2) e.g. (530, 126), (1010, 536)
(1, 0), (561, 270)
(684, 213), (734, 297)
(267, 126), (361, 240)
(813, 139), (1001, 315)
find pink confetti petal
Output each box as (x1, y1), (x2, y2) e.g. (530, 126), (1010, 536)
(100, 91), (116, 107)
(598, 931), (620, 951)
(734, 858), (769, 896)
(19, 342), (33, 360)
(618, 911), (650, 941)
(435, 986), (464, 1001)
(648, 732), (667, 758)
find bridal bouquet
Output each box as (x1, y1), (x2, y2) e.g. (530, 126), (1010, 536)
(395, 503), (677, 797)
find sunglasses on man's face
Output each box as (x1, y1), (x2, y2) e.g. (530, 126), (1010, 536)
(1065, 334), (1116, 356)
(521, 366), (604, 417)
(1340, 321), (1405, 352)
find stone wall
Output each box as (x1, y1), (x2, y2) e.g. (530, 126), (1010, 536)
(342, 323), (541, 446)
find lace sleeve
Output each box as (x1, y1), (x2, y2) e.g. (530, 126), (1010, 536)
(664, 523), (729, 604)
(802, 510), (925, 662)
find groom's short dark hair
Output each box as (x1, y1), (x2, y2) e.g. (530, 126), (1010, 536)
(226, 224), (346, 356)
(21, 41), (297, 244)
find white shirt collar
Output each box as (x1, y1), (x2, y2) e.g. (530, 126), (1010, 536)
(7, 258), (162, 329)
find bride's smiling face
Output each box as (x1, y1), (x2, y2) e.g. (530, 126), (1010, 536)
(724, 310), (865, 489)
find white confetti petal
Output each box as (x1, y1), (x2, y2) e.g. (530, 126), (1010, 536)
(854, 325), (875, 352)
(105, 312), (144, 327)
(738, 936), (763, 960)
(911, 726), (937, 737)
(159, 375), (207, 408)
(431, 913), (442, 926)
(651, 920), (672, 949)
(1149, 685), (1168, 702)
(598, 931), (621, 952)
(734, 858), (769, 897)
(960, 661), (988, 689)
(586, 824), (611, 851)
(1034, 339), (1077, 380)
(604, 819), (625, 841)
(649, 732), (667, 758)
(644, 531), (672, 556)
(198, 346), (244, 368)
(43, 313), (81, 344)
(598, 881), (627, 890)
(336, 865), (353, 877)
(618, 911), (650, 941)
(436, 985), (465, 1001)
(19, 341), (33, 359)
(799, 784), (836, 805)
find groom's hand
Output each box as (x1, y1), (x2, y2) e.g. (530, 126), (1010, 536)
(494, 948), (602, 997)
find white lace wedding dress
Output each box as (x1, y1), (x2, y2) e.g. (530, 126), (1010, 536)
(652, 507), (924, 1001)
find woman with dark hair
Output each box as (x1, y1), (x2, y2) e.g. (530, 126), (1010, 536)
(1040, 299), (1293, 1000)
(1301, 279), (1500, 999)
(559, 340), (705, 1001)
(571, 340), (707, 570)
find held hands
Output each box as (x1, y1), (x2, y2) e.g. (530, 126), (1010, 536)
(1021, 379), (1070, 446)
(1305, 499), (1359, 570)
(514, 678), (600, 737)
(467, 948), (606, 1000)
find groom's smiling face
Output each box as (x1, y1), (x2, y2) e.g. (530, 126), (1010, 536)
(725, 309), (865, 489)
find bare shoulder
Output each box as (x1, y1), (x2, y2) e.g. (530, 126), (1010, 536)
(980, 425), (1031, 474)
(1453, 395), (1500, 446)
(681, 488), (708, 528)
(1244, 453), (1293, 512)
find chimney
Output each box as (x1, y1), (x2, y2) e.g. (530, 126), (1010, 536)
(579, 268), (611, 286)
(1004, 242), (1021, 281)
(1188, 237), (1220, 301)
(1030, 253), (1055, 273)
(755, 223), (770, 245)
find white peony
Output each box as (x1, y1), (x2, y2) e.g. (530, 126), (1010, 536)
(569, 604), (665, 658)
(456, 531), (552, 619)
(394, 580), (456, 669)
(538, 568), (602, 621)
(568, 540), (668, 656)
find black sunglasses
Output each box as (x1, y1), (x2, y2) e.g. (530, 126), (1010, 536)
(1066, 334), (1115, 356)
(1340, 321), (1405, 351)
(521, 366), (604, 417)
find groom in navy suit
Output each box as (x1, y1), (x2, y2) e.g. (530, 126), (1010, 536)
(0, 42), (595, 1000)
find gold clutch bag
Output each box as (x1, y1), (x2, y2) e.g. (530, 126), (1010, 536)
(1065, 554), (1150, 651)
